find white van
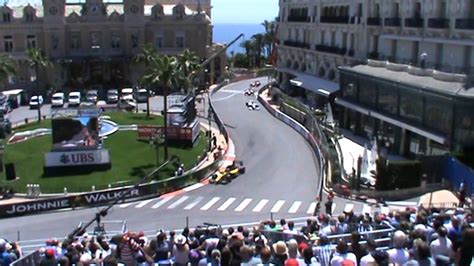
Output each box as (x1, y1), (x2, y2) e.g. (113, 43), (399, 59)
(121, 88), (134, 101)
(68, 91), (81, 107)
(51, 92), (65, 108)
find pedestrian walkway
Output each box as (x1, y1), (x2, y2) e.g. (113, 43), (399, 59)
(115, 194), (416, 216)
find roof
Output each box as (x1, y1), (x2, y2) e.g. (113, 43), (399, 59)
(341, 63), (474, 98)
(277, 67), (339, 96)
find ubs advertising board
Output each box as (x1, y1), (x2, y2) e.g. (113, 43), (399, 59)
(45, 149), (110, 167)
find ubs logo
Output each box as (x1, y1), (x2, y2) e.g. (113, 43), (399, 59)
(60, 153), (95, 164)
(60, 154), (70, 164)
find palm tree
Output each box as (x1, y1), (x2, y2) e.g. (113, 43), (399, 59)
(240, 40), (254, 68)
(261, 20), (277, 59)
(0, 56), (16, 85)
(176, 49), (201, 94)
(251, 33), (264, 68)
(134, 43), (157, 116)
(27, 48), (51, 122)
(141, 55), (181, 160)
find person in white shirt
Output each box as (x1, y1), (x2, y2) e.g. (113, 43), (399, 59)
(430, 226), (453, 264)
(387, 230), (409, 265)
(360, 239), (377, 266)
(330, 240), (357, 266)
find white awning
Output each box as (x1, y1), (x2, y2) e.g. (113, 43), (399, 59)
(278, 67), (339, 97)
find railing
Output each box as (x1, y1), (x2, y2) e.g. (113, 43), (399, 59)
(287, 16), (311, 23)
(384, 17), (401, 27)
(10, 251), (41, 266)
(320, 16), (349, 24)
(283, 40), (310, 49)
(405, 18), (424, 28)
(367, 17), (381, 26)
(315, 45), (347, 55)
(455, 18), (474, 30)
(428, 18), (450, 29)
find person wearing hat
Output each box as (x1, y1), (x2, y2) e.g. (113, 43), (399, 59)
(271, 241), (288, 266)
(172, 234), (189, 266)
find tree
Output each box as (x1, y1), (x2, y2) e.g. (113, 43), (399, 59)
(251, 33), (264, 68)
(134, 43), (157, 116)
(240, 40), (254, 68)
(0, 56), (16, 84)
(261, 20), (277, 59)
(176, 49), (201, 94)
(141, 55), (181, 160)
(27, 48), (51, 122)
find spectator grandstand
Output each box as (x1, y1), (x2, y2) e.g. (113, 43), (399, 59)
(4, 204), (473, 266)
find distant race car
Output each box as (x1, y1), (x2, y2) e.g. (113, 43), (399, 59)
(246, 100), (260, 110)
(254, 80), (261, 87)
(209, 161), (245, 185)
(244, 88), (255, 96)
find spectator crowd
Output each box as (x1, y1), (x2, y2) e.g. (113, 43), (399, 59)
(1, 205), (473, 266)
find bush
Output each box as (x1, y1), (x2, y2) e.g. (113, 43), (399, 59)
(376, 159), (422, 190)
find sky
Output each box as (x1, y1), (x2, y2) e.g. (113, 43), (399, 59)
(212, 0), (279, 24)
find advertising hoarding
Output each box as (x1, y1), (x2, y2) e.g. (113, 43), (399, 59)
(52, 117), (99, 150)
(45, 149), (110, 167)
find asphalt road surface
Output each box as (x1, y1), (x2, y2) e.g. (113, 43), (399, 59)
(0, 78), (322, 251)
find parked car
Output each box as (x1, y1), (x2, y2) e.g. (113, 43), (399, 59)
(121, 88), (134, 101)
(29, 95), (44, 109)
(136, 88), (148, 103)
(51, 92), (65, 108)
(107, 89), (119, 103)
(86, 90), (98, 103)
(117, 98), (136, 112)
(0, 95), (10, 113)
(68, 91), (81, 107)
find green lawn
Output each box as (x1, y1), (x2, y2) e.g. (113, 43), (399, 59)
(3, 112), (208, 193)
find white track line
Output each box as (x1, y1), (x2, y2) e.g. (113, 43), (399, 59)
(183, 183), (204, 192)
(167, 196), (190, 209)
(234, 198), (252, 212)
(135, 199), (155, 208)
(306, 202), (317, 214)
(271, 200), (285, 213)
(184, 196), (203, 210)
(119, 203), (132, 208)
(288, 201), (302, 213)
(151, 196), (175, 209)
(252, 199), (269, 212)
(217, 198), (236, 211)
(200, 197), (221, 210)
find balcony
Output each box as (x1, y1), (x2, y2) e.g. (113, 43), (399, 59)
(404, 18), (424, 28)
(428, 18), (450, 29)
(315, 44), (347, 55)
(287, 16), (311, 23)
(320, 16), (349, 24)
(455, 19), (474, 30)
(367, 17), (381, 26)
(283, 40), (310, 49)
(384, 17), (401, 27)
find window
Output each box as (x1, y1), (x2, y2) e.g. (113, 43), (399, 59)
(111, 33), (120, 48)
(27, 35), (36, 49)
(155, 35), (163, 48)
(176, 36), (184, 48)
(91, 32), (101, 49)
(377, 83), (398, 115)
(358, 79), (377, 107)
(131, 34), (138, 48)
(4, 36), (13, 52)
(25, 12), (33, 22)
(399, 89), (422, 123)
(341, 73), (358, 100)
(3, 12), (11, 22)
(424, 95), (452, 134)
(70, 33), (80, 49)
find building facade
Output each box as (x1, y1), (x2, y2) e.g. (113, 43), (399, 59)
(276, 0), (474, 108)
(338, 60), (473, 156)
(0, 0), (216, 94)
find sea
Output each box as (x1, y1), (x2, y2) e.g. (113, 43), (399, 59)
(213, 23), (265, 55)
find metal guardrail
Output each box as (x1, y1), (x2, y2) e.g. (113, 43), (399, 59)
(10, 250), (41, 266)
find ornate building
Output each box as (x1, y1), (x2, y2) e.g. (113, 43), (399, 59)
(0, 0), (215, 93)
(277, 0), (474, 107)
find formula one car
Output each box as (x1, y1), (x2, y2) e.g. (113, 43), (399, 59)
(244, 88), (255, 96)
(209, 161), (245, 184)
(245, 100), (260, 110)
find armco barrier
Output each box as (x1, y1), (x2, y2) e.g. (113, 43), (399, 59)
(257, 85), (326, 200)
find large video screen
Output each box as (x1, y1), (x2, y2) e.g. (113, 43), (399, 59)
(52, 117), (99, 149)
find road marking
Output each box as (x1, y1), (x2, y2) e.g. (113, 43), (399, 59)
(385, 201), (418, 206)
(306, 202), (317, 214)
(119, 203), (132, 208)
(184, 196), (203, 210)
(343, 203), (354, 214)
(271, 200), (285, 213)
(183, 183), (204, 192)
(234, 198), (252, 212)
(217, 198), (236, 211)
(135, 199), (155, 208)
(252, 199), (269, 212)
(288, 201), (302, 213)
(167, 196), (190, 209)
(200, 197), (220, 210)
(362, 204), (371, 215)
(151, 196), (175, 209)
(220, 89), (243, 94)
(332, 203), (337, 214)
